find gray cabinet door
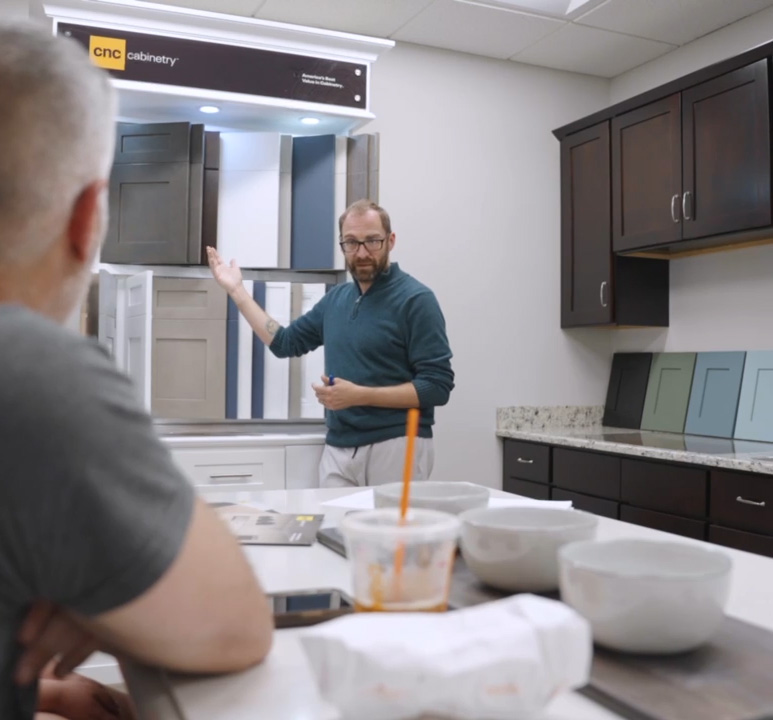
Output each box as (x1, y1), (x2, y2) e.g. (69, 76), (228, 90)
(640, 353), (697, 433)
(153, 278), (226, 320)
(106, 162), (190, 263)
(114, 121), (191, 164)
(151, 278), (226, 419)
(685, 351), (745, 438)
(346, 133), (379, 205)
(734, 351), (773, 442)
(103, 122), (206, 265)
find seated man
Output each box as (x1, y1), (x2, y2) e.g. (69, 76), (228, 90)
(0, 23), (274, 720)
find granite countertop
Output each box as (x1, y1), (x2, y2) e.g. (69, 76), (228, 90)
(497, 406), (773, 476)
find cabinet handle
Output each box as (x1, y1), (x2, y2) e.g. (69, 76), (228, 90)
(517, 458), (534, 464)
(682, 191), (692, 221)
(599, 281), (608, 308)
(209, 473), (257, 484)
(671, 194), (680, 223)
(736, 495), (765, 508)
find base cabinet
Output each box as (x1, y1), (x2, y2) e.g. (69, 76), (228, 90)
(502, 438), (773, 557)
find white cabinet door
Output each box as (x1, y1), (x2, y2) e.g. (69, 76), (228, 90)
(263, 282), (291, 418)
(299, 284), (326, 419)
(98, 269), (124, 367)
(125, 271), (153, 410)
(171, 447), (285, 491)
(285, 444), (324, 490)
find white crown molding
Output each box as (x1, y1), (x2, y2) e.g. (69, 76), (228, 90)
(42, 0), (394, 64)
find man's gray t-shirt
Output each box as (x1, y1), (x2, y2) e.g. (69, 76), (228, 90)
(0, 305), (195, 718)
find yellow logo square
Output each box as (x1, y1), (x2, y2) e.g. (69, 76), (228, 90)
(89, 35), (126, 71)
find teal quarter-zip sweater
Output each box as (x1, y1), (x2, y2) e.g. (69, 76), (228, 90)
(270, 263), (454, 447)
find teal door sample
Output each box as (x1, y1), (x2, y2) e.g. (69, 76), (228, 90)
(734, 351), (773, 442)
(685, 352), (746, 438)
(641, 353), (697, 433)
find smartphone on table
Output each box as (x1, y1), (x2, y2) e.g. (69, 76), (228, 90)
(270, 587), (355, 628)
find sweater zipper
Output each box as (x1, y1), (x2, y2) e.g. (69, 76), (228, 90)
(351, 295), (362, 319)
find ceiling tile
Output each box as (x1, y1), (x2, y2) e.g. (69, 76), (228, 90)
(392, 0), (564, 60)
(513, 23), (675, 77)
(575, 0), (773, 46)
(145, 0), (264, 16)
(254, 0), (435, 37)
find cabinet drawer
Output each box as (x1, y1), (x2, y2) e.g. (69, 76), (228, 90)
(172, 447), (285, 490)
(553, 448), (620, 500)
(503, 477), (550, 500)
(709, 525), (773, 559)
(503, 439), (550, 484)
(551, 488), (618, 519)
(621, 458), (707, 518)
(710, 470), (773, 535)
(621, 505), (706, 540)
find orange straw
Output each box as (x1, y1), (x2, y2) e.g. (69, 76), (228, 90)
(394, 408), (420, 584)
(400, 408), (420, 520)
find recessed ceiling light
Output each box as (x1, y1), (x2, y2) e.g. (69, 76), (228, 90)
(300, 117), (320, 125)
(199, 105), (220, 114)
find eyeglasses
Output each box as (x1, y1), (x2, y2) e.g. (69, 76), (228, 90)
(339, 237), (386, 254)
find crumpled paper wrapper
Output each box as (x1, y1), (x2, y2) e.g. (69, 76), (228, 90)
(300, 594), (592, 720)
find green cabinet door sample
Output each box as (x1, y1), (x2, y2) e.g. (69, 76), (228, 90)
(641, 353), (697, 433)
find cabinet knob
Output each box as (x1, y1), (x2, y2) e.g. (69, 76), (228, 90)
(736, 495), (765, 507)
(682, 191), (692, 220)
(517, 457), (534, 464)
(599, 281), (608, 308)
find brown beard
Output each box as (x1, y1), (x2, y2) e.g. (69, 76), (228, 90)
(347, 251), (389, 285)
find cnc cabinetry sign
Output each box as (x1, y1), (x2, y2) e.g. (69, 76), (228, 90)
(58, 22), (368, 109)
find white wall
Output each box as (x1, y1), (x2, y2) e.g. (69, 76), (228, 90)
(362, 43), (611, 488)
(610, 7), (773, 358)
(1, 0), (29, 19)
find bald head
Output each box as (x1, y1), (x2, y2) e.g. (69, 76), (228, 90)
(0, 23), (116, 263)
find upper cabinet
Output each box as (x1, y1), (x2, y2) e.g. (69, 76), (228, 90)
(682, 60), (770, 241)
(560, 122), (669, 328)
(612, 60), (771, 253)
(612, 95), (681, 252)
(560, 122), (613, 327)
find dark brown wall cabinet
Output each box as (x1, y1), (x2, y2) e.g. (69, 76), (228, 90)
(560, 122), (669, 328)
(612, 60), (770, 253)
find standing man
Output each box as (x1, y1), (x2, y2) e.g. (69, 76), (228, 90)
(207, 199), (454, 487)
(0, 23), (273, 720)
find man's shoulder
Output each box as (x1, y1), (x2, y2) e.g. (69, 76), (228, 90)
(0, 305), (121, 395)
(0, 305), (110, 362)
(392, 268), (437, 301)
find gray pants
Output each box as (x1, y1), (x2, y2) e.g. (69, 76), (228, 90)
(319, 437), (434, 488)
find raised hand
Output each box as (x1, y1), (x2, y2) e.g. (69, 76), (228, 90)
(206, 246), (243, 295)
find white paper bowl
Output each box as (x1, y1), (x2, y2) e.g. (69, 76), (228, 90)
(458, 506), (598, 592)
(374, 481), (489, 515)
(559, 539), (732, 654)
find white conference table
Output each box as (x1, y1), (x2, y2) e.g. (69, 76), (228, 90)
(121, 486), (773, 720)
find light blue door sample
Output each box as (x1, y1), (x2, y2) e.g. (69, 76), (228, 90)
(734, 351), (773, 442)
(641, 353), (697, 433)
(685, 352), (746, 438)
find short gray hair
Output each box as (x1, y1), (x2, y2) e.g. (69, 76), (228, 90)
(0, 23), (116, 262)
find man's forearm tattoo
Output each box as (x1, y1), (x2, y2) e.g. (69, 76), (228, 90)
(265, 318), (280, 336)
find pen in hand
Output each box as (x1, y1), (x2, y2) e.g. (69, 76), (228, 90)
(328, 375), (335, 386)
